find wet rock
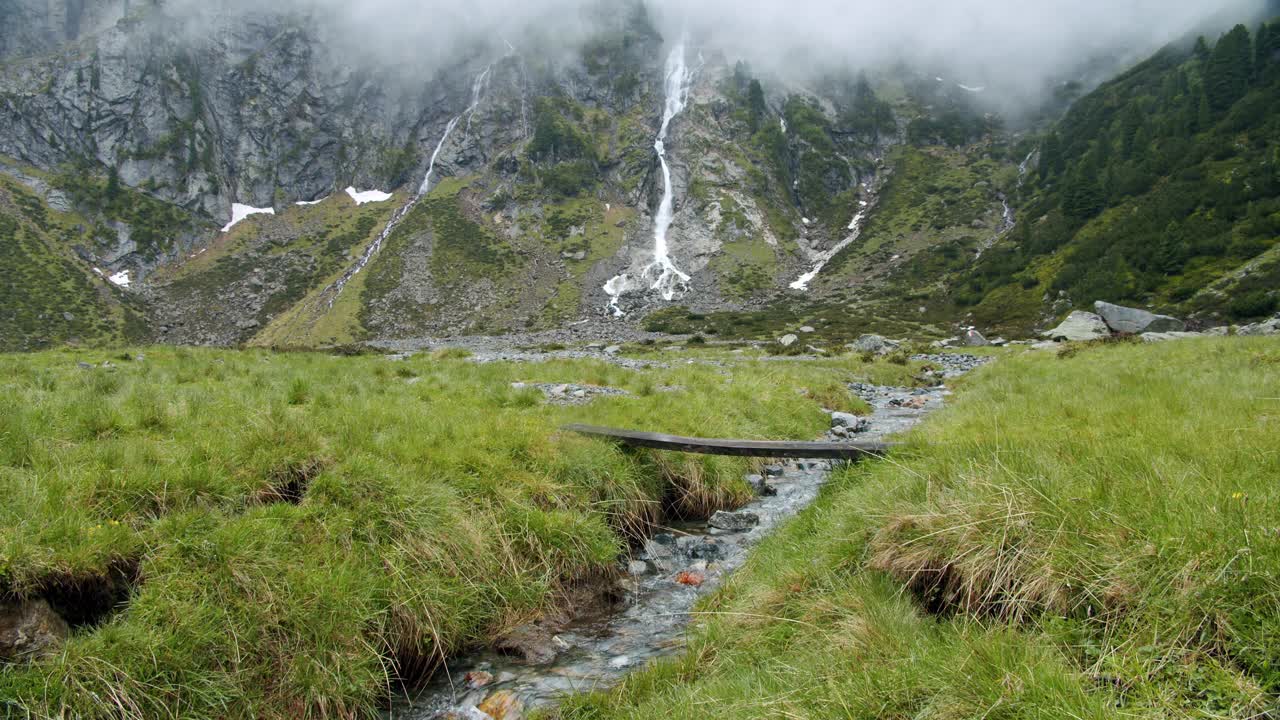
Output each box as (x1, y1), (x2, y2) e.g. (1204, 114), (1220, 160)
(675, 571), (705, 587)
(676, 536), (723, 561)
(708, 511), (760, 531)
(763, 465), (785, 477)
(627, 560), (650, 576)
(1094, 301), (1184, 335)
(476, 690), (523, 720)
(1042, 311), (1110, 342)
(778, 334), (798, 347)
(0, 599), (70, 662)
(465, 670), (495, 689)
(494, 625), (561, 666)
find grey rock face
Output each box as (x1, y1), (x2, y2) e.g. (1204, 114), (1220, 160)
(0, 599), (71, 662)
(1042, 311), (1111, 342)
(1094, 301), (1185, 334)
(1238, 316), (1280, 336)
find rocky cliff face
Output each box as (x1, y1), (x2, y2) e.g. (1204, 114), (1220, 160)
(0, 0), (1040, 349)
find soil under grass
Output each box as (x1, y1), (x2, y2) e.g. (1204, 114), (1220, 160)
(556, 337), (1280, 719)
(0, 346), (920, 718)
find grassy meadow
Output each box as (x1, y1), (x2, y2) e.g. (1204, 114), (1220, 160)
(560, 337), (1280, 719)
(0, 345), (916, 718)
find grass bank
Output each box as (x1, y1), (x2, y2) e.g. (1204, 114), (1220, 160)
(0, 347), (918, 718)
(560, 337), (1280, 719)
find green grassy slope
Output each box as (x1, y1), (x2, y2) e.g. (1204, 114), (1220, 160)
(0, 176), (150, 351)
(561, 338), (1280, 719)
(0, 347), (919, 718)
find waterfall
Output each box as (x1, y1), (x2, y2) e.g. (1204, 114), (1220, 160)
(789, 210), (868, 292)
(320, 63), (495, 309)
(604, 39), (697, 315)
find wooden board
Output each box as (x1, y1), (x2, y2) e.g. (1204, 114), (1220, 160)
(561, 424), (895, 460)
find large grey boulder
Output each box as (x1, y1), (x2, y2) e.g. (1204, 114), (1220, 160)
(851, 334), (899, 355)
(778, 334), (799, 348)
(1094, 302), (1185, 334)
(1, 599), (70, 662)
(1238, 316), (1280, 336)
(964, 329), (989, 347)
(1042, 312), (1111, 342)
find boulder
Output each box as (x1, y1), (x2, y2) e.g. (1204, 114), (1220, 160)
(708, 510), (760, 531)
(603, 345), (622, 356)
(0, 599), (70, 662)
(1094, 301), (1185, 334)
(851, 334), (898, 355)
(831, 412), (870, 433)
(1238, 316), (1280, 336)
(1042, 312), (1111, 342)
(799, 326), (816, 333)
(963, 328), (989, 347)
(778, 334), (798, 347)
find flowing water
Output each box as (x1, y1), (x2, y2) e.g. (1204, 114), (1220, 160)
(320, 63), (495, 309)
(605, 39), (697, 315)
(392, 363), (984, 719)
(789, 207), (868, 291)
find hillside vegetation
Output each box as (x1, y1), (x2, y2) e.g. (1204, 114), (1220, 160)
(962, 20), (1280, 330)
(562, 337), (1280, 719)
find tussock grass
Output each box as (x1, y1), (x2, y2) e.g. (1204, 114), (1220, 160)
(0, 347), (920, 718)
(561, 338), (1280, 719)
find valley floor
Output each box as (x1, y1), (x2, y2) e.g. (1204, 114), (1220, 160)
(1, 337), (1277, 718)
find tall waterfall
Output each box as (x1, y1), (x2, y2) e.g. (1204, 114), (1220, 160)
(321, 63), (495, 309)
(604, 39), (697, 315)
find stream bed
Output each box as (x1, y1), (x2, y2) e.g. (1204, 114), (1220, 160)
(393, 357), (985, 719)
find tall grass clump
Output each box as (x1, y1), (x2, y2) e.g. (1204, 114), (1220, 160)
(561, 338), (1280, 719)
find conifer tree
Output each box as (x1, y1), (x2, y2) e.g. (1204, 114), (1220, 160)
(1204, 25), (1253, 112)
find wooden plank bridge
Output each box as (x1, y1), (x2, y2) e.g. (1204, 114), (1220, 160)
(562, 424), (895, 460)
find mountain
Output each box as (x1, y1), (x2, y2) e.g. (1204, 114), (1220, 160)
(0, 0), (1276, 351)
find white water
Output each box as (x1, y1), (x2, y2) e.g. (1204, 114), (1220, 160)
(604, 39), (697, 315)
(789, 210), (866, 291)
(222, 203), (275, 233)
(322, 63), (495, 308)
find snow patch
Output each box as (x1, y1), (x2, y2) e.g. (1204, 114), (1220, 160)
(108, 270), (131, 288)
(295, 197), (328, 206)
(780, 118), (787, 133)
(958, 84), (986, 93)
(222, 204), (275, 233)
(345, 187), (393, 205)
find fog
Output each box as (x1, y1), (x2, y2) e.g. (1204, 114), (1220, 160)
(173, 0), (1265, 102)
